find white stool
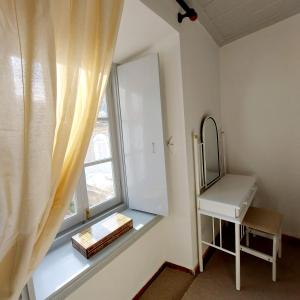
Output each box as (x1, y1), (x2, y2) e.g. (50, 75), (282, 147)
(241, 207), (283, 282)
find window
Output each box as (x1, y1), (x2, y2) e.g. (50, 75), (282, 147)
(60, 54), (168, 233)
(61, 75), (123, 232)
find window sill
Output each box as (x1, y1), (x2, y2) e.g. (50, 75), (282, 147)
(31, 209), (161, 300)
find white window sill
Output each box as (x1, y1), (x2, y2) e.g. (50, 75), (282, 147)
(31, 209), (161, 300)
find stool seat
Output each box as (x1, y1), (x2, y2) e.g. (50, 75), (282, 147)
(241, 206), (283, 282)
(243, 207), (283, 235)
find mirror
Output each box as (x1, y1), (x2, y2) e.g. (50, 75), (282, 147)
(200, 116), (221, 187)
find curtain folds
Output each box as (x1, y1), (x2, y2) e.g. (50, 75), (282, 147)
(0, 1), (123, 299)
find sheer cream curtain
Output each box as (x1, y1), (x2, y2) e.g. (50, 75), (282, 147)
(0, 1), (123, 299)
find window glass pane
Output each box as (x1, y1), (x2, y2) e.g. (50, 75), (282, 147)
(85, 162), (115, 207)
(65, 195), (76, 219)
(98, 94), (108, 118)
(85, 120), (111, 163)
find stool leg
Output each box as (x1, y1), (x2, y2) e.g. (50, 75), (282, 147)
(278, 229), (282, 259)
(246, 227), (249, 247)
(272, 236), (277, 282)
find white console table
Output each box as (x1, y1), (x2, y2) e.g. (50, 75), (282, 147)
(197, 174), (257, 290)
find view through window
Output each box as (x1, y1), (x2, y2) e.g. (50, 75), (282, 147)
(63, 81), (122, 231)
(84, 94), (116, 208)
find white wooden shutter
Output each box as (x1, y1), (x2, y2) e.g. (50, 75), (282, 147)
(117, 54), (168, 216)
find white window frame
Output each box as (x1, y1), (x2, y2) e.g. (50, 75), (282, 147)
(60, 71), (124, 232)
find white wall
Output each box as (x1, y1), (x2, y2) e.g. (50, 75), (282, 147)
(143, 0), (222, 267)
(67, 4), (190, 300)
(220, 13), (300, 238)
(67, 6), (300, 299)
(144, 35), (192, 268)
(179, 20), (221, 264)
(67, 221), (166, 300)
(66, 0), (222, 298)
(114, 0), (194, 271)
(117, 32), (193, 269)
(68, 31), (195, 300)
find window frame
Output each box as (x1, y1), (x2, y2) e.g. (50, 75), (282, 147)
(59, 68), (126, 233)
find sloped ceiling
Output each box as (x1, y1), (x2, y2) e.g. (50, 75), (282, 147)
(191, 0), (300, 46)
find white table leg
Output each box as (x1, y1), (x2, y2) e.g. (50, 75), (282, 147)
(235, 223), (241, 290)
(272, 235), (277, 282)
(197, 212), (204, 272)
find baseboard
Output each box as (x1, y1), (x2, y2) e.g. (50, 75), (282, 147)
(193, 243), (216, 274)
(132, 261), (194, 299)
(165, 261), (195, 275)
(132, 233), (300, 299)
(132, 245), (216, 299)
(132, 263), (166, 300)
(282, 234), (300, 244)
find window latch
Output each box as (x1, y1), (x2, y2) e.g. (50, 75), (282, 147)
(85, 208), (91, 220)
(152, 142), (156, 154)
